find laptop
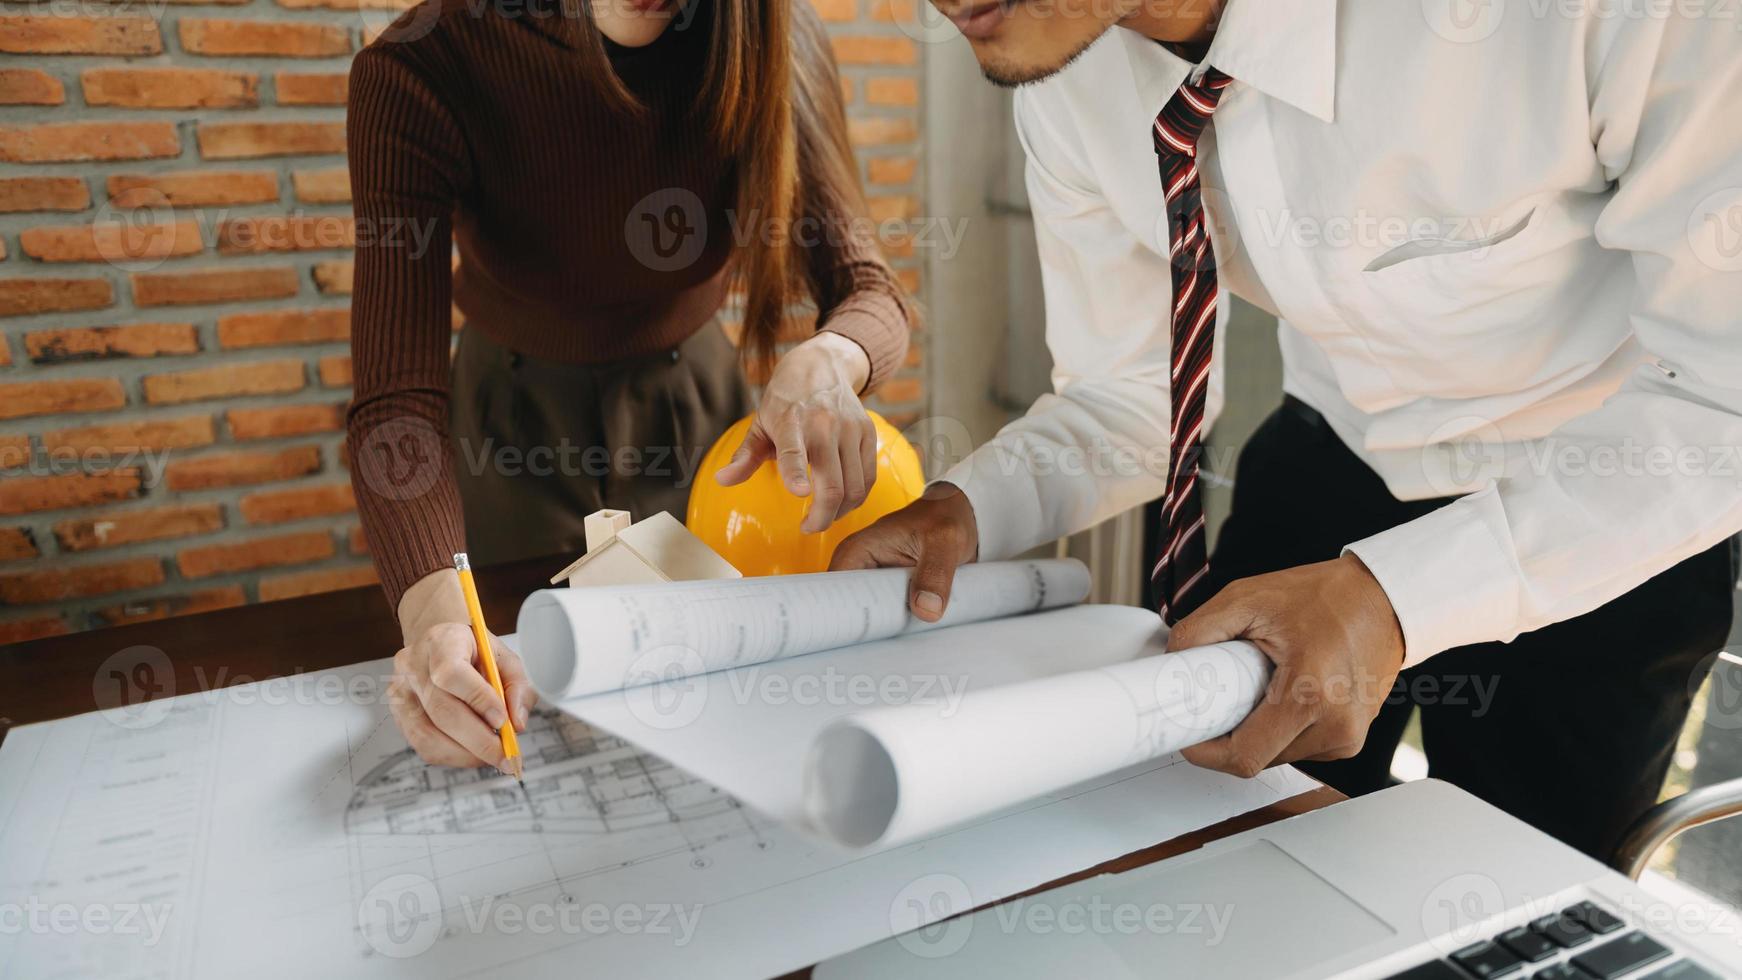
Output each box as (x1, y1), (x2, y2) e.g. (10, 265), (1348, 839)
(815, 779), (1742, 979)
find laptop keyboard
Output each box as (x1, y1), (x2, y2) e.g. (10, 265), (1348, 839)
(1385, 900), (1722, 980)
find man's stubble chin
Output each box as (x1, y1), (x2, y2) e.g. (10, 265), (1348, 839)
(973, 25), (1109, 88)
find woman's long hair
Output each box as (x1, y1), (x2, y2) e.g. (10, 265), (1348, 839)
(567, 0), (859, 375)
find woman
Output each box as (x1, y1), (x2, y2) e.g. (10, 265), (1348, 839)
(346, 0), (912, 769)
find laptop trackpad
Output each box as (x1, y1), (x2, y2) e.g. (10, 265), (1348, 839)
(1093, 840), (1394, 978)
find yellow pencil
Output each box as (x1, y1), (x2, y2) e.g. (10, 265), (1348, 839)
(454, 552), (523, 783)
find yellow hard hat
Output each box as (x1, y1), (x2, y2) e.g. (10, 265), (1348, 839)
(687, 411), (925, 576)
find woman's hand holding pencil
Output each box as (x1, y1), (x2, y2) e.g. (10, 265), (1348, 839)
(387, 558), (539, 773)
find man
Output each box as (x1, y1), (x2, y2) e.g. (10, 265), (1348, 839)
(831, 0), (1742, 858)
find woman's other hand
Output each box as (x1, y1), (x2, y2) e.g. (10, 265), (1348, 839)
(715, 331), (877, 534)
(389, 569), (538, 769)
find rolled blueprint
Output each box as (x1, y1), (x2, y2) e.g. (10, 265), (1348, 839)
(518, 559), (1092, 699)
(801, 640), (1272, 848)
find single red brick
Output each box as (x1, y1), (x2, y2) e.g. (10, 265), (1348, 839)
(275, 72), (348, 105)
(163, 445), (321, 491)
(25, 323), (200, 363)
(258, 563), (378, 601)
(196, 121), (345, 160)
(178, 19), (350, 57)
(847, 117), (918, 148)
(0, 378), (126, 420)
(0, 121), (178, 163)
(0, 278), (113, 317)
(0, 278), (114, 318)
(0, 68), (64, 105)
(810, 0), (855, 19)
(0, 15), (163, 56)
(20, 220), (205, 263)
(290, 167), (349, 204)
(317, 354), (351, 387)
(346, 524), (368, 554)
(226, 402), (344, 440)
(92, 585), (246, 627)
(0, 176), (90, 212)
(0, 527), (37, 561)
(867, 156), (917, 185)
(831, 36), (917, 66)
(42, 416), (216, 454)
(0, 556), (163, 604)
(108, 170), (279, 207)
(0, 470), (142, 516)
(217, 308), (348, 349)
(0, 435), (25, 469)
(132, 265), (298, 306)
(177, 530), (333, 578)
(142, 359), (306, 404)
(865, 76), (919, 107)
(239, 482), (355, 525)
(54, 503), (225, 551)
(82, 67), (258, 109)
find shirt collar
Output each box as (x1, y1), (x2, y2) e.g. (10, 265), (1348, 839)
(1117, 0), (1336, 123)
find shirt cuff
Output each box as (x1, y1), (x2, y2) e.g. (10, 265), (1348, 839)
(939, 440), (1047, 563)
(1342, 487), (1522, 668)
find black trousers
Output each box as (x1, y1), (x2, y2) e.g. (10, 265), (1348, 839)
(1199, 397), (1735, 861)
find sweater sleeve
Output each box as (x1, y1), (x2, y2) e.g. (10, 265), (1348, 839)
(790, 5), (913, 391)
(345, 47), (473, 610)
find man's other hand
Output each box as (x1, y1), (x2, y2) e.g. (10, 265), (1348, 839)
(828, 482), (980, 622)
(1166, 554), (1406, 778)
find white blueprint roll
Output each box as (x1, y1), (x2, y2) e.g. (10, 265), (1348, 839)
(802, 640), (1272, 848)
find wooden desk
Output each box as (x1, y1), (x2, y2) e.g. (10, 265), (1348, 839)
(0, 553), (1345, 975)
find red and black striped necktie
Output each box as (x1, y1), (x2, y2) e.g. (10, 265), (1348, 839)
(1150, 66), (1233, 625)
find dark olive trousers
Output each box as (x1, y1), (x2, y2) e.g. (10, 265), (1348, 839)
(448, 322), (750, 568)
(1199, 396), (1735, 860)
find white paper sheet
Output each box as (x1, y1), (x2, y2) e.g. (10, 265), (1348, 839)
(0, 661), (1316, 980)
(518, 562), (1274, 849)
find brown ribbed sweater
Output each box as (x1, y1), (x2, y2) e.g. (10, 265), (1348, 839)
(346, 0), (911, 608)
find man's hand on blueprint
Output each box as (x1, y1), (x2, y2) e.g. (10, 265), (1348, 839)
(1165, 555), (1405, 778)
(829, 481), (979, 622)
(392, 569), (539, 768)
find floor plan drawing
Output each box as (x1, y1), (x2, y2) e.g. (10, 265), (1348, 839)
(0, 658), (1316, 980)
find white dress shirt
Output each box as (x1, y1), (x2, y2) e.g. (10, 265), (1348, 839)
(942, 0), (1742, 666)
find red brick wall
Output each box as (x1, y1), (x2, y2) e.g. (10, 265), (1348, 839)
(0, 1), (925, 642)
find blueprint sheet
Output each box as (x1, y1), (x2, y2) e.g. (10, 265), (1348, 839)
(0, 659), (1314, 979)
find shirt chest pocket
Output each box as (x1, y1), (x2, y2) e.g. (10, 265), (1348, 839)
(1336, 194), (1612, 398)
